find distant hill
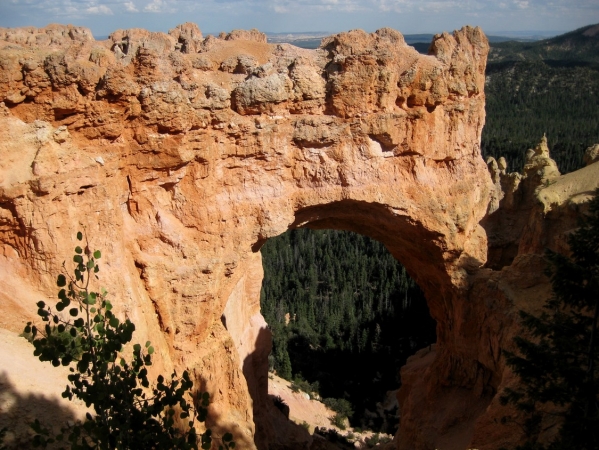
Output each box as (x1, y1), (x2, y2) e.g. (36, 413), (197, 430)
(482, 23), (599, 173)
(407, 33), (544, 54)
(488, 23), (599, 67)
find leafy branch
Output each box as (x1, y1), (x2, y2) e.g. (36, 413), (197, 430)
(22, 231), (235, 450)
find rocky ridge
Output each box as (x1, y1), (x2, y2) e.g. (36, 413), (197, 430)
(0, 22), (597, 449)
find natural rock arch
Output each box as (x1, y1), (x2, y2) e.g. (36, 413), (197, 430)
(0, 22), (490, 448)
(252, 199), (478, 441)
(4, 22), (597, 450)
(248, 194), (493, 448)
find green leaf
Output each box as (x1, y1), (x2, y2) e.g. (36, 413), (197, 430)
(73, 255), (83, 264)
(75, 246), (82, 255)
(69, 308), (78, 317)
(145, 341), (151, 348)
(76, 231), (83, 241)
(87, 260), (95, 270)
(94, 250), (101, 259)
(133, 343), (141, 353)
(109, 317), (119, 328)
(148, 346), (154, 355)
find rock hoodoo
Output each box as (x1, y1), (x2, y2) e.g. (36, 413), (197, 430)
(0, 23), (597, 449)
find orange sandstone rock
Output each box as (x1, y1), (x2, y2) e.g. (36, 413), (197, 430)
(0, 22), (487, 449)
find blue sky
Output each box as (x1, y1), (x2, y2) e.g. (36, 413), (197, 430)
(1, 0), (598, 38)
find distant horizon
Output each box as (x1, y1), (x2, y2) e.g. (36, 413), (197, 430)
(233, 28), (568, 37)
(86, 27), (569, 42)
(1, 0), (596, 42)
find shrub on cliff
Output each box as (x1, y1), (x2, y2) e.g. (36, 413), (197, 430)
(501, 189), (599, 449)
(22, 232), (234, 450)
(323, 397), (353, 430)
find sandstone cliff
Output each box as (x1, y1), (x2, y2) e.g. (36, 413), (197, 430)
(0, 22), (596, 449)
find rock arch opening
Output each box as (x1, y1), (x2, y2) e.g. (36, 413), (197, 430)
(231, 190), (492, 449)
(260, 225), (436, 434)
(246, 198), (457, 439)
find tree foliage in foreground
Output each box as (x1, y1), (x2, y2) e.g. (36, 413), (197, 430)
(501, 189), (599, 449)
(22, 232), (234, 450)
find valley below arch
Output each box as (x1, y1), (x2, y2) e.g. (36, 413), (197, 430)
(3, 22), (598, 450)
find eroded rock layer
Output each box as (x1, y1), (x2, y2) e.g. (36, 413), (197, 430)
(2, 22), (595, 450)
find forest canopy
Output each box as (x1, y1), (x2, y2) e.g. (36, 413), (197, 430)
(260, 229), (435, 432)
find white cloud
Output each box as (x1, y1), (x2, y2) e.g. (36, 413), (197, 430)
(418, 1), (458, 13)
(124, 1), (139, 12)
(6, 0), (598, 19)
(269, 0), (364, 14)
(513, 0), (529, 9)
(374, 0), (486, 14)
(273, 4), (289, 13)
(1, 0), (598, 36)
(374, 0), (408, 13)
(143, 0), (174, 13)
(86, 4), (114, 15)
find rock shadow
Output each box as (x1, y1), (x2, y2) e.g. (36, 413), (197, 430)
(243, 326), (313, 450)
(0, 372), (79, 449)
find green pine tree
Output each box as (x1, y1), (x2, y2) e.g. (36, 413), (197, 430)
(501, 188), (599, 449)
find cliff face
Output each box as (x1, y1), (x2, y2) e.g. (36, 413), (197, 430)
(0, 22), (595, 449)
